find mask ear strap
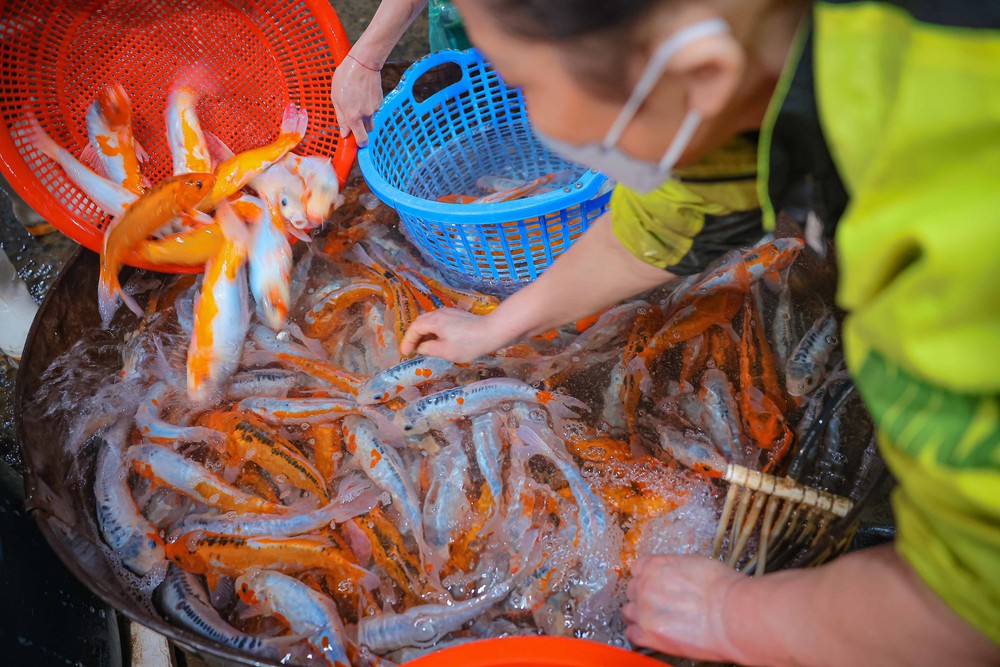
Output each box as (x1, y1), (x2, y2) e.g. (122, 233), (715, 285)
(658, 109), (702, 168)
(603, 17), (730, 147)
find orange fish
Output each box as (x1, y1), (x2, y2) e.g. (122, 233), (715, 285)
(313, 423), (344, 483)
(186, 202), (250, 404)
(398, 266), (498, 315)
(739, 291), (786, 411)
(198, 104), (308, 212)
(82, 83), (149, 195)
(98, 172), (214, 325)
(639, 260), (750, 366)
(739, 386), (793, 472)
(131, 222), (224, 267)
(165, 532), (373, 587)
(166, 83), (213, 175)
(199, 411), (330, 504)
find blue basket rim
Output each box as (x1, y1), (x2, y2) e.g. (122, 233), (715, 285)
(358, 49), (608, 226)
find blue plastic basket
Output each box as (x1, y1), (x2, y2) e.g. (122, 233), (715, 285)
(358, 49), (612, 294)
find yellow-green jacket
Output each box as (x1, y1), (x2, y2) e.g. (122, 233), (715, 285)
(613, 0), (1000, 643)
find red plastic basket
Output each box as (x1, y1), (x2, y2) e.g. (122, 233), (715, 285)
(0, 0), (356, 273)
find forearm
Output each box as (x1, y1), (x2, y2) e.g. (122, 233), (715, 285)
(350, 0), (428, 68)
(723, 544), (999, 666)
(485, 214), (672, 345)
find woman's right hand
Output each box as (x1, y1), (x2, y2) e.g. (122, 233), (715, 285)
(331, 55), (384, 147)
(400, 309), (515, 363)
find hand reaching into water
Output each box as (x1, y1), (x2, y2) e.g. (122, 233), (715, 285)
(400, 308), (515, 363)
(622, 555), (743, 663)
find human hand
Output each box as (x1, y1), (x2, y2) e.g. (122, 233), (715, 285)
(331, 54), (384, 147)
(622, 554), (744, 663)
(400, 308), (513, 362)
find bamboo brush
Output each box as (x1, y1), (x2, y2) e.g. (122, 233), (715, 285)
(712, 381), (859, 574)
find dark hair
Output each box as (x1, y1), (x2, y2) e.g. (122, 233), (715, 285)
(480, 0), (670, 98)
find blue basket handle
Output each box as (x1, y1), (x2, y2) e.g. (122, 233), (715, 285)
(385, 49), (483, 115)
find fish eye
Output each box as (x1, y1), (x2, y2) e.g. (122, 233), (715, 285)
(194, 180), (203, 188)
(281, 197), (289, 207)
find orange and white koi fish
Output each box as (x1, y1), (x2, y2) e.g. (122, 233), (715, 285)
(132, 223), (224, 267)
(99, 172), (215, 325)
(82, 84), (149, 195)
(396, 378), (587, 434)
(245, 194), (293, 329)
(198, 104), (308, 212)
(186, 201), (251, 404)
(248, 161), (309, 229)
(129, 444), (283, 514)
(166, 83), (213, 175)
(283, 153), (341, 227)
(235, 570), (350, 667)
(26, 112), (137, 217)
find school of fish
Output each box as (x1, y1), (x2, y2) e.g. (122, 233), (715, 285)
(32, 76), (849, 667)
(26, 78), (342, 394)
(63, 179), (851, 666)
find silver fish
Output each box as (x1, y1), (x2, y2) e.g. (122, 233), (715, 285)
(786, 312), (839, 397)
(159, 565), (284, 659)
(422, 444), (473, 561)
(357, 568), (517, 654)
(357, 355), (457, 405)
(235, 570), (349, 667)
(94, 422), (165, 575)
(171, 477), (377, 537)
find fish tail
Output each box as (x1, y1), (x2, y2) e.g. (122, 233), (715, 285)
(97, 258), (122, 326)
(24, 111), (63, 163)
(279, 103), (308, 139)
(97, 83), (132, 126)
(134, 138), (149, 163)
(215, 200), (250, 252)
(536, 390), (588, 429)
(171, 62), (220, 97)
(202, 130), (236, 163)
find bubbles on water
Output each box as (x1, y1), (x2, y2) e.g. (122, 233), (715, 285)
(358, 193), (380, 210)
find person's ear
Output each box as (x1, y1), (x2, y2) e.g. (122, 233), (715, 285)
(672, 29), (745, 118)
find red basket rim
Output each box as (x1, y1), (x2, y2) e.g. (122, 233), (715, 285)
(0, 0), (357, 274)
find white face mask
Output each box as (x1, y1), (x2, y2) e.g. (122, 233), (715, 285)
(536, 18), (731, 194)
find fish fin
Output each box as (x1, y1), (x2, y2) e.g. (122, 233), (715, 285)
(185, 209), (216, 228)
(285, 225), (312, 243)
(283, 322), (325, 358)
(134, 138), (150, 163)
(24, 111), (62, 163)
(79, 141), (109, 177)
(202, 130), (236, 164)
(279, 103), (308, 139)
(215, 201), (250, 251)
(97, 251), (138, 327)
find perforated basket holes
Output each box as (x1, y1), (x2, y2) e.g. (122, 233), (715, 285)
(363, 50), (611, 291)
(0, 0), (352, 253)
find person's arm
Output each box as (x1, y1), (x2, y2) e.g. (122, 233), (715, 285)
(331, 0), (428, 146)
(622, 545), (999, 666)
(400, 213), (672, 362)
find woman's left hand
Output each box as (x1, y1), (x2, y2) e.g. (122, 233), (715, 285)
(622, 554), (744, 663)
